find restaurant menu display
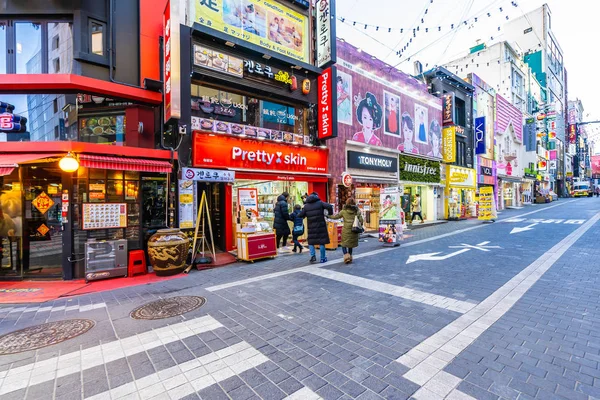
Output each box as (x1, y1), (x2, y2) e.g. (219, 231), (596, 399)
(178, 180), (196, 229)
(82, 203), (127, 230)
(478, 186), (497, 221)
(193, 44), (244, 77)
(79, 115), (125, 143)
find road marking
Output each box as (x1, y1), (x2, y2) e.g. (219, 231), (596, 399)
(304, 267), (477, 314)
(448, 241), (502, 252)
(510, 223), (538, 234)
(406, 249), (470, 264)
(504, 217), (585, 225)
(398, 211), (600, 398)
(0, 315), (224, 395)
(207, 201), (574, 292)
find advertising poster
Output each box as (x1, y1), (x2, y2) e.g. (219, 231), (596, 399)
(178, 180), (195, 229)
(478, 186), (497, 221)
(238, 188), (259, 224)
(378, 187), (403, 245)
(193, 0), (310, 64)
(333, 41), (443, 157)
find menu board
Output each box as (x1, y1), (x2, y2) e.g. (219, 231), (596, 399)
(79, 115), (125, 144)
(179, 180), (195, 229)
(193, 44), (244, 78)
(82, 203), (127, 230)
(478, 186), (497, 221)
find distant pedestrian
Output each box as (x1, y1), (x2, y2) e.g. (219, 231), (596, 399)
(273, 192), (291, 251)
(297, 192), (333, 263)
(331, 198), (364, 264)
(290, 204), (304, 253)
(596, 187), (600, 197)
(411, 194), (424, 224)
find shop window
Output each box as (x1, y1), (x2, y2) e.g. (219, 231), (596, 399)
(125, 171), (140, 180)
(90, 20), (105, 56)
(108, 170), (124, 180)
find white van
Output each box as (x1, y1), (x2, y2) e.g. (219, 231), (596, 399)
(572, 181), (592, 197)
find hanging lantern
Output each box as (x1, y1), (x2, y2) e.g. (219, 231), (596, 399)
(59, 152), (80, 173)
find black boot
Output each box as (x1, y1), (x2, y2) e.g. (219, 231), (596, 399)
(310, 255), (316, 263)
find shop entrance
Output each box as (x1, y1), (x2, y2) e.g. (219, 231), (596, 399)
(22, 166), (64, 279)
(197, 182), (226, 251)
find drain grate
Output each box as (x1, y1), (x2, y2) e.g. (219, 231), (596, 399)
(130, 296), (206, 320)
(0, 319), (95, 355)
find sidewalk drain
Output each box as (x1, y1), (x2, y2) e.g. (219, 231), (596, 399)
(130, 296), (206, 320)
(0, 319), (95, 355)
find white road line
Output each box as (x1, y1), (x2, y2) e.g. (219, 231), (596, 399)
(0, 315), (223, 396)
(206, 201), (574, 293)
(284, 386), (323, 400)
(305, 268), (476, 314)
(400, 211), (600, 398)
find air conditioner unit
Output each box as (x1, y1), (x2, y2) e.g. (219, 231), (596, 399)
(85, 239), (128, 282)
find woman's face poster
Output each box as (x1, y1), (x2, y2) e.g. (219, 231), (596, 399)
(336, 70), (353, 126)
(384, 91), (400, 137)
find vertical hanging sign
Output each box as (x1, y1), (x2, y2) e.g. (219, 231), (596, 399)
(164, 0), (181, 123)
(316, 0), (336, 68)
(442, 93), (455, 126)
(442, 126), (456, 163)
(474, 116), (486, 155)
(318, 66), (337, 139)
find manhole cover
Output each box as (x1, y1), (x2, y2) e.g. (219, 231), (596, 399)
(0, 319), (95, 355)
(130, 296), (206, 320)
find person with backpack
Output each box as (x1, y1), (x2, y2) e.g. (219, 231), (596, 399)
(273, 192), (291, 252)
(297, 192), (333, 263)
(289, 204), (304, 253)
(331, 198), (364, 264)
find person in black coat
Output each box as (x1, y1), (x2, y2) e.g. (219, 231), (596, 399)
(273, 192), (291, 249)
(297, 192), (333, 263)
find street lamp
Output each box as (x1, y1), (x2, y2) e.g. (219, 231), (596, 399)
(59, 152), (79, 173)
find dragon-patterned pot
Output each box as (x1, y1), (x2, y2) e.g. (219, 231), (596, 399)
(147, 229), (189, 276)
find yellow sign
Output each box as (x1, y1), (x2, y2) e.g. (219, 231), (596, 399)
(193, 0), (310, 64)
(32, 192), (55, 215)
(37, 224), (50, 236)
(12, 182), (21, 191)
(478, 186), (497, 221)
(442, 126), (456, 163)
(448, 166), (476, 188)
(48, 186), (58, 195)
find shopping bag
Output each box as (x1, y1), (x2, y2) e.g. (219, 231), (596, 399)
(351, 215), (364, 233)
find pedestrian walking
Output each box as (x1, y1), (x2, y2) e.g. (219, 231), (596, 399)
(411, 194), (424, 223)
(273, 192), (291, 252)
(331, 198), (364, 264)
(596, 187), (600, 197)
(289, 204), (304, 253)
(297, 192), (333, 263)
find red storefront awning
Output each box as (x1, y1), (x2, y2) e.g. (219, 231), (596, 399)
(79, 155), (172, 173)
(0, 153), (61, 167)
(0, 167), (14, 176)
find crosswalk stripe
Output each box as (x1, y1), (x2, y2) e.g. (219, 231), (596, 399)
(0, 315), (223, 395)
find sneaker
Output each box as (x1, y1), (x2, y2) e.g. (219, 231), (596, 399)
(320, 257), (328, 263)
(310, 256), (317, 263)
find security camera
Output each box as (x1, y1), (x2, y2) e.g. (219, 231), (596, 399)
(178, 125), (187, 135)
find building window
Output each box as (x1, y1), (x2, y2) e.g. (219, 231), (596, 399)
(54, 125), (59, 139)
(53, 98), (58, 113)
(512, 69), (524, 97)
(90, 20), (105, 56)
(0, 23), (6, 74)
(52, 57), (60, 73)
(52, 35), (59, 50)
(15, 22), (42, 74)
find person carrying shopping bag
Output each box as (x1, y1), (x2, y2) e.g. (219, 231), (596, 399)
(331, 198), (364, 264)
(297, 192), (333, 263)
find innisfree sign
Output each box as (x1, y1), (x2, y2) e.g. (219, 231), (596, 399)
(399, 154), (441, 183)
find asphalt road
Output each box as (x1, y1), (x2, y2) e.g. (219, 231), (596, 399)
(0, 198), (599, 400)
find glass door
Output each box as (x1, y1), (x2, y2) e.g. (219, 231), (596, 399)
(0, 169), (22, 278)
(22, 165), (64, 278)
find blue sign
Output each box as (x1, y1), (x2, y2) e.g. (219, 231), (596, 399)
(474, 116), (486, 155)
(261, 101), (296, 126)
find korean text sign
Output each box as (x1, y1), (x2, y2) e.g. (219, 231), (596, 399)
(193, 0), (310, 64)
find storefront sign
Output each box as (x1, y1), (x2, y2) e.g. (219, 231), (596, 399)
(0, 112), (26, 132)
(474, 116), (486, 155)
(538, 160), (547, 171)
(525, 118), (536, 152)
(193, 132), (328, 173)
(480, 166), (493, 176)
(442, 126), (456, 163)
(32, 192), (55, 215)
(443, 93), (455, 126)
(341, 172), (352, 187)
(193, 44), (244, 77)
(448, 166), (476, 187)
(238, 188), (259, 224)
(318, 66), (337, 139)
(347, 150), (397, 173)
(316, 0), (336, 68)
(398, 154), (440, 183)
(569, 124), (577, 144)
(164, 0), (181, 122)
(193, 0), (310, 64)
(178, 180), (195, 229)
(478, 186), (497, 220)
(182, 167), (235, 182)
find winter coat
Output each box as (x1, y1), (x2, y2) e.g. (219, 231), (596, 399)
(331, 205), (363, 249)
(412, 198), (421, 213)
(273, 195), (291, 236)
(290, 211), (305, 236)
(297, 193), (333, 245)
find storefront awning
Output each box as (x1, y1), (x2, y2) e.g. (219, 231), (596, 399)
(498, 175), (523, 183)
(79, 155), (172, 173)
(0, 167), (14, 176)
(0, 153), (61, 168)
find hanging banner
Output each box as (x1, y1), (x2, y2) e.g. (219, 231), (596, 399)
(315, 0), (336, 68)
(192, 0), (310, 64)
(164, 0), (182, 122)
(478, 186), (497, 221)
(318, 66), (337, 139)
(474, 116), (486, 155)
(442, 126), (456, 163)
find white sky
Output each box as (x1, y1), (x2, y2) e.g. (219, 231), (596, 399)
(335, 0), (600, 148)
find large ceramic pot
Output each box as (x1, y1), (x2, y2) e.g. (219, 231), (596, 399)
(147, 229), (189, 276)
